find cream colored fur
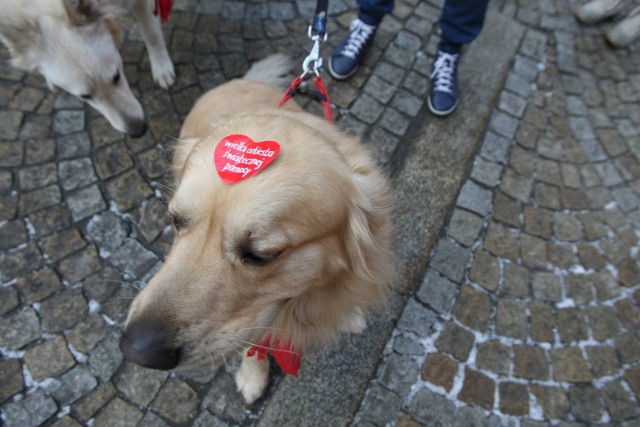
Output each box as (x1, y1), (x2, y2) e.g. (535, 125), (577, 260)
(124, 55), (394, 403)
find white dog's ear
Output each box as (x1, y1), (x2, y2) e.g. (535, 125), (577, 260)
(0, 25), (42, 72)
(62, 0), (103, 26)
(62, 0), (124, 46)
(104, 17), (124, 48)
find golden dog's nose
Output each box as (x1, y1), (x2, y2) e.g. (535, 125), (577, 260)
(119, 320), (180, 370)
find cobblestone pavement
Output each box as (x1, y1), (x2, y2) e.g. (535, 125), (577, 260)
(1, 0), (639, 426)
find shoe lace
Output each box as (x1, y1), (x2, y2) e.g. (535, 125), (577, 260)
(431, 51), (459, 93)
(341, 19), (376, 59)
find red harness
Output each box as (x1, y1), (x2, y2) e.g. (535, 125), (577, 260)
(279, 75), (333, 122)
(278, 14), (333, 122)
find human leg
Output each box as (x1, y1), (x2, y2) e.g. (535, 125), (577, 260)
(328, 0), (394, 80)
(428, 0), (490, 116)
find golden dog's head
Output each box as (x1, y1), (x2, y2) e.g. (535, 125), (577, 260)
(119, 112), (393, 371)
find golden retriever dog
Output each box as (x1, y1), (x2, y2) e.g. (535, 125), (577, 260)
(119, 54), (394, 403)
(0, 0), (174, 137)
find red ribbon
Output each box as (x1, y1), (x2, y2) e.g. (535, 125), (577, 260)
(154, 0), (172, 23)
(247, 336), (302, 376)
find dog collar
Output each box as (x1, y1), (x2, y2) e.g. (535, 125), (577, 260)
(247, 336), (302, 376)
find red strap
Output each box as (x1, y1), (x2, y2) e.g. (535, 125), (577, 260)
(247, 336), (302, 376)
(313, 76), (333, 122)
(154, 0), (172, 23)
(278, 76), (304, 110)
(278, 75), (333, 122)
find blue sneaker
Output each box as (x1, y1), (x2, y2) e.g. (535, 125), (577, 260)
(428, 49), (460, 116)
(328, 19), (377, 80)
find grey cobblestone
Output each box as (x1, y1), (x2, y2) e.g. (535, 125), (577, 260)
(58, 245), (102, 284)
(457, 180), (493, 217)
(85, 211), (130, 252)
(108, 238), (158, 279)
(380, 108), (410, 136)
(350, 93), (384, 124)
(24, 335), (76, 381)
(495, 299), (528, 340)
(2, 243), (45, 281)
(447, 208), (484, 247)
(358, 383), (402, 426)
(378, 352), (420, 396)
(58, 159), (97, 191)
(0, 220), (28, 251)
(435, 321), (475, 362)
(66, 185), (106, 222)
(88, 333), (123, 382)
(469, 249), (500, 292)
(18, 185), (62, 215)
(471, 156), (503, 187)
(477, 341), (510, 375)
(45, 365), (98, 406)
(481, 131), (512, 164)
(93, 144), (134, 179)
(416, 269), (458, 314)
(93, 396), (144, 427)
(2, 389), (58, 427)
(40, 288), (88, 332)
(18, 163), (57, 191)
(429, 238), (471, 283)
(2, 1), (640, 426)
(115, 362), (169, 408)
(396, 298), (438, 337)
(65, 314), (109, 355)
(0, 307), (42, 350)
(52, 110), (85, 135)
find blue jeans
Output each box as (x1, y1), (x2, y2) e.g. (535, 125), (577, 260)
(356, 0), (490, 46)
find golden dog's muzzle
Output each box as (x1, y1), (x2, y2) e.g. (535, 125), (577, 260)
(119, 316), (181, 371)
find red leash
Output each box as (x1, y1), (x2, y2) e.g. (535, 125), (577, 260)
(252, 2), (332, 376)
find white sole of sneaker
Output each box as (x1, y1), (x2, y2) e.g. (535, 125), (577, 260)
(427, 97), (459, 117)
(327, 58), (359, 81)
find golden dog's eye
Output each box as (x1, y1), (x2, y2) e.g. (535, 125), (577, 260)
(240, 249), (282, 266)
(169, 212), (188, 232)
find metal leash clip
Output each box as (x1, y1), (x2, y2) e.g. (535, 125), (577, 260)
(301, 27), (327, 78)
(278, 17), (333, 122)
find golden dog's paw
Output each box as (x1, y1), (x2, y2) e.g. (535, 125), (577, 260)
(340, 308), (367, 335)
(236, 354), (270, 404)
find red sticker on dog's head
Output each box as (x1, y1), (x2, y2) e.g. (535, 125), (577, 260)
(214, 134), (280, 184)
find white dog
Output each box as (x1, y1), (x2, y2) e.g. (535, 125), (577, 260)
(0, 0), (175, 137)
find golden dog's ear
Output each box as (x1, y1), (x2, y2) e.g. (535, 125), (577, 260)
(171, 137), (201, 183)
(343, 173), (394, 289)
